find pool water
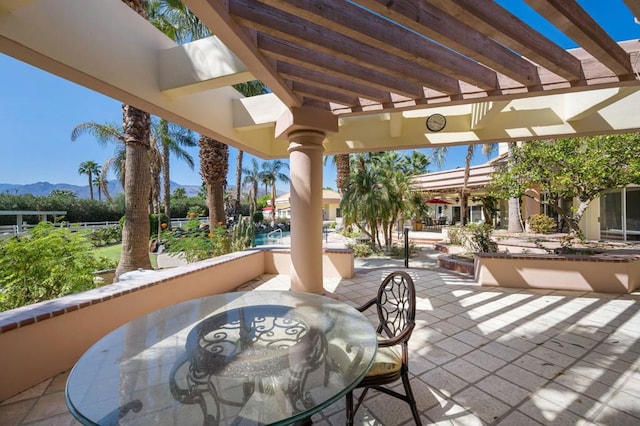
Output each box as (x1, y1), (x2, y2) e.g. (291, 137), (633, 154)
(254, 232), (290, 246)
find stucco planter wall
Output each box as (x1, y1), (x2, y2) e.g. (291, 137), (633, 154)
(475, 253), (640, 293)
(0, 247), (354, 401)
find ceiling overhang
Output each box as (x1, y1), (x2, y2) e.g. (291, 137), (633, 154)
(1, 0), (639, 159)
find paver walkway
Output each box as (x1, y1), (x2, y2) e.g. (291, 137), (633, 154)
(2, 250), (640, 425)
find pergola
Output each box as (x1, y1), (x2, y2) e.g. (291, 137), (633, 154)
(1, 0), (639, 293)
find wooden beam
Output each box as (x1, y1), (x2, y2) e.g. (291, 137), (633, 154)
(277, 62), (392, 103)
(257, 34), (426, 99)
(525, 0), (633, 76)
(290, 81), (360, 107)
(428, 0), (583, 82)
(182, 0), (301, 107)
(355, 0), (541, 88)
(230, 0), (461, 95)
(624, 0), (640, 21)
(257, 0), (498, 91)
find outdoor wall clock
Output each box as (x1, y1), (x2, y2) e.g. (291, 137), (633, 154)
(426, 113), (446, 132)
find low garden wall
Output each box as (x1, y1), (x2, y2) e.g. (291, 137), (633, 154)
(475, 252), (640, 293)
(0, 247), (354, 401)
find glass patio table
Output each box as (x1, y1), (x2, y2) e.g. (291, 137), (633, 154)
(65, 290), (377, 425)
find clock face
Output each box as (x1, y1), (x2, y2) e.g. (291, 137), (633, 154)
(426, 114), (446, 132)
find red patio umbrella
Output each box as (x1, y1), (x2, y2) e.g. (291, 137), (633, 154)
(424, 198), (452, 204)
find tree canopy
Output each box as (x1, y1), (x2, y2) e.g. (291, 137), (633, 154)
(341, 151), (429, 250)
(489, 133), (640, 237)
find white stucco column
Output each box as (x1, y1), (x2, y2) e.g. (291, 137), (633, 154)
(287, 130), (326, 294)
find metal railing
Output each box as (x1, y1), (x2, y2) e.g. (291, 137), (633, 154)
(266, 228), (283, 244)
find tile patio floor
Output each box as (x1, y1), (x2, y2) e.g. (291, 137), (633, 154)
(2, 252), (640, 425)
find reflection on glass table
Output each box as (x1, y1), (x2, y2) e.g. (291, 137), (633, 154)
(65, 291), (377, 425)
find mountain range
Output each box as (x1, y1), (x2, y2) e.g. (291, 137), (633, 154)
(0, 181), (202, 199)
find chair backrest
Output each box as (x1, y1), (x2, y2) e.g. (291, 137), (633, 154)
(375, 271), (416, 340)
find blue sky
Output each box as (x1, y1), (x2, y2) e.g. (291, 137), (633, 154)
(0, 1), (638, 189)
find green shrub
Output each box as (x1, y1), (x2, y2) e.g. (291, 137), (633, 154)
(149, 213), (169, 237)
(447, 225), (465, 245)
(162, 221), (231, 263)
(346, 243), (373, 258)
(88, 225), (122, 247)
(464, 223), (498, 253)
(387, 243), (418, 258)
(0, 223), (116, 311)
(527, 214), (557, 234)
(210, 225), (231, 257)
(252, 211), (264, 223)
(187, 206), (205, 218)
(342, 229), (362, 238)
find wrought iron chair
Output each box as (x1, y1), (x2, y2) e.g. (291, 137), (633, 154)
(345, 270), (421, 426)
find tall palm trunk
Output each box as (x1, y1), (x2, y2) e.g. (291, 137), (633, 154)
(115, 104), (152, 279)
(199, 136), (228, 230)
(161, 120), (172, 224)
(335, 154), (350, 194)
(251, 182), (258, 212)
(115, 0), (152, 279)
(507, 142), (524, 232)
(235, 150), (243, 215)
(460, 144), (474, 225)
(87, 172), (94, 200)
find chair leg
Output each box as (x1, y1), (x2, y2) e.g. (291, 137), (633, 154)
(401, 371), (422, 426)
(345, 390), (354, 426)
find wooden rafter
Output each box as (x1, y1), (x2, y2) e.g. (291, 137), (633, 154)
(230, 0), (462, 95)
(428, 0), (583, 82)
(624, 0), (640, 20)
(256, 0), (498, 91)
(257, 34), (427, 99)
(277, 62), (392, 103)
(525, 0), (633, 76)
(290, 81), (359, 107)
(179, 0), (639, 115)
(354, 0), (542, 88)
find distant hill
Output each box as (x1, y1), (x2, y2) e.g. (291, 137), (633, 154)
(0, 181), (202, 199)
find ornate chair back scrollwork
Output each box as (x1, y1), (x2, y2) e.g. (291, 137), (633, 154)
(345, 271), (421, 426)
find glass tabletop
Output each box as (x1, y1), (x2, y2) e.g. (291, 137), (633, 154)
(65, 291), (377, 425)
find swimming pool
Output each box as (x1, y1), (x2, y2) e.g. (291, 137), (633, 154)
(254, 231), (290, 245)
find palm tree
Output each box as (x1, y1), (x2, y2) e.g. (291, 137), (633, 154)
(92, 175), (105, 201)
(341, 155), (389, 248)
(71, 121), (127, 202)
(146, 0), (210, 43)
(152, 118), (196, 223)
(324, 154), (351, 194)
(340, 152), (429, 250)
(199, 136), (228, 229)
(115, 0), (153, 278)
(147, 1), (267, 229)
(428, 144), (495, 225)
(78, 161), (100, 200)
(232, 82), (269, 215)
(460, 143), (496, 225)
(260, 160), (290, 222)
(507, 142), (524, 232)
(242, 158), (262, 212)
